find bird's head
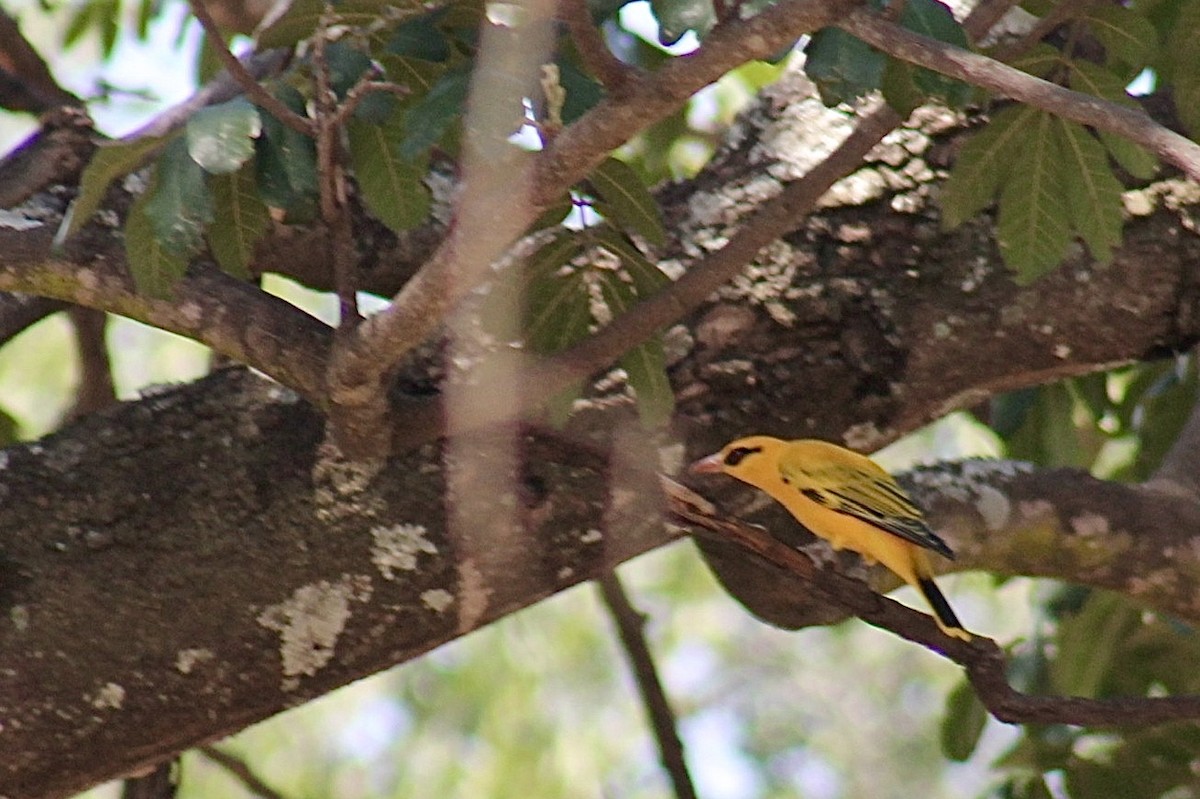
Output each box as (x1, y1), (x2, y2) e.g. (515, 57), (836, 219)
(689, 436), (786, 491)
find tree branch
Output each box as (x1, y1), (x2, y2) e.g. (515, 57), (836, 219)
(325, 0), (859, 447)
(598, 573), (697, 799)
(0, 229), (333, 404)
(559, 0), (638, 93)
(197, 747), (286, 799)
(186, 0), (315, 137)
(838, 7), (1200, 181)
(382, 0), (1062, 450)
(0, 9), (82, 113)
(664, 476), (1200, 726)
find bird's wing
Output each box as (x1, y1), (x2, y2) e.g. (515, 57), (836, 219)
(777, 459), (955, 559)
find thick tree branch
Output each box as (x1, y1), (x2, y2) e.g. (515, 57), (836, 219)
(839, 7), (1200, 180)
(0, 226), (333, 403)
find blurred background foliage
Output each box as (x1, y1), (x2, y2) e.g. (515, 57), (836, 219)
(3, 0), (1199, 797)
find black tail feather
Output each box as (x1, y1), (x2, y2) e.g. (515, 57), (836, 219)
(917, 576), (965, 634)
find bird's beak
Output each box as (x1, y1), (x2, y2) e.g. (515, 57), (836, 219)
(689, 452), (725, 475)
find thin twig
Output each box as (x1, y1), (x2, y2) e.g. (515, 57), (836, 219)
(598, 572), (698, 799)
(838, 7), (1200, 180)
(560, 0), (638, 93)
(663, 475), (1200, 727)
(198, 746), (287, 799)
(310, 5), (360, 331)
(331, 78), (410, 128)
(186, 0), (315, 137)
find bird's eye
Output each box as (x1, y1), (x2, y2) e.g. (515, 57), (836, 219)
(724, 446), (761, 467)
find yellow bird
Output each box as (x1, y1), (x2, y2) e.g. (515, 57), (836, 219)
(690, 436), (971, 641)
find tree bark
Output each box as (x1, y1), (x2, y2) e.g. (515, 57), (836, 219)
(3, 65), (1200, 799)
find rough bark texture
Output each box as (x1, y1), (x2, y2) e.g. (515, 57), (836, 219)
(3, 64), (1200, 799)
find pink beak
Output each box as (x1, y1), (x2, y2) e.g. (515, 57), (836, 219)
(688, 452), (725, 475)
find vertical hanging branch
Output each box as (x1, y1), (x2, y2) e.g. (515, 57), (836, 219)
(311, 5), (360, 331)
(598, 573), (698, 799)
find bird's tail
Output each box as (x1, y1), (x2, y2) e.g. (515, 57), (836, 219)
(917, 576), (971, 641)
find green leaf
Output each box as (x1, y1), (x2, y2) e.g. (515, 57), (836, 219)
(589, 158), (666, 247)
(379, 54), (445, 97)
(896, 0), (972, 106)
(996, 111), (1072, 282)
(523, 243), (593, 427)
(1053, 119), (1124, 264)
(1005, 42), (1062, 79)
(59, 134), (167, 242)
(388, 13), (451, 61)
(649, 0), (714, 45)
(621, 336), (674, 427)
(254, 85), (318, 221)
(526, 265), (590, 355)
(804, 27), (886, 107)
(596, 274), (674, 427)
(186, 98), (262, 175)
(556, 58), (605, 125)
(1052, 593), (1138, 696)
(1067, 59), (1139, 107)
(941, 679), (988, 761)
(124, 173), (188, 299)
(529, 194), (575, 233)
(940, 105), (1029, 229)
(325, 40), (373, 98)
(480, 232), (584, 339)
(880, 58), (924, 117)
(401, 65), (472, 159)
(1083, 5), (1157, 69)
(207, 165), (269, 279)
(195, 31), (224, 85)
(346, 116), (431, 232)
(1098, 130), (1159, 180)
(594, 227), (670, 297)
(1173, 48), (1200, 137)
(142, 137), (215, 258)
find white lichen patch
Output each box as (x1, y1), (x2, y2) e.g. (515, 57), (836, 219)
(10, 605), (29, 632)
(257, 575), (372, 682)
(843, 422), (887, 451)
(370, 523), (437, 580)
(0, 209), (43, 230)
(1128, 568), (1178, 596)
(1017, 499), (1056, 524)
(312, 440), (385, 523)
(974, 485), (1012, 531)
(178, 301), (204, 326)
(175, 648), (215, 675)
(89, 682), (126, 710)
(579, 528), (603, 544)
(1070, 511), (1110, 538)
(421, 589), (454, 613)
